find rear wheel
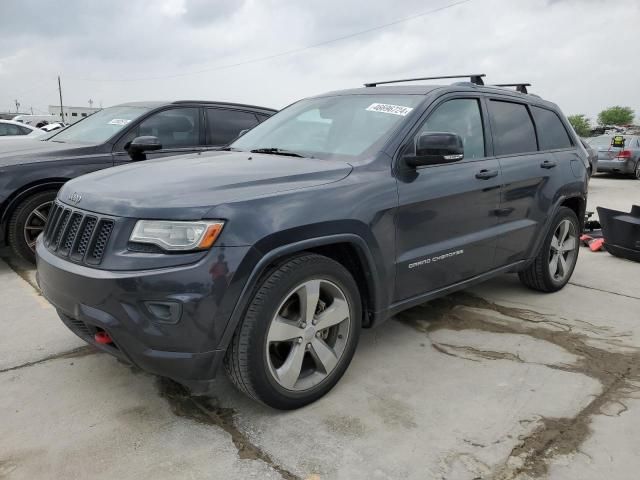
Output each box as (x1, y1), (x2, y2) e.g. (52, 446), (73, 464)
(518, 207), (580, 292)
(8, 190), (58, 264)
(224, 253), (361, 409)
(635, 162), (640, 180)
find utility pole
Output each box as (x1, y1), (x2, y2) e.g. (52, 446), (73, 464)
(58, 75), (65, 122)
(30, 107), (34, 115)
(88, 98), (93, 109)
(14, 99), (20, 113)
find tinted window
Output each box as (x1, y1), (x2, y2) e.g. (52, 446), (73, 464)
(0, 123), (22, 136)
(206, 109), (259, 145)
(18, 125), (32, 135)
(489, 100), (537, 155)
(531, 107), (572, 150)
(416, 98), (485, 159)
(138, 108), (200, 149)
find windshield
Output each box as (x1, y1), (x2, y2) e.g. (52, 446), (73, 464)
(47, 106), (150, 144)
(231, 95), (424, 160)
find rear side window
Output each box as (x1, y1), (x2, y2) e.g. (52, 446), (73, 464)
(206, 109), (259, 146)
(531, 107), (572, 150)
(488, 100), (537, 155)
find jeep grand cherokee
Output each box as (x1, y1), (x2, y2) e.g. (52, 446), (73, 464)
(36, 74), (588, 409)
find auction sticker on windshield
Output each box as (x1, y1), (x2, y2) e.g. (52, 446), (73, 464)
(366, 103), (414, 116)
(108, 119), (132, 126)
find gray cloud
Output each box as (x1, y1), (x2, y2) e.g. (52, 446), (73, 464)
(0, 0), (638, 122)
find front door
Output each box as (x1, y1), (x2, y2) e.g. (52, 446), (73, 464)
(394, 97), (502, 301)
(112, 107), (203, 164)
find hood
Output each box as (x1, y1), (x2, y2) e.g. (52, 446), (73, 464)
(58, 151), (352, 219)
(0, 138), (98, 167)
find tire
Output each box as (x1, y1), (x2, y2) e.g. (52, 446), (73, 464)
(518, 207), (580, 293)
(635, 162), (640, 180)
(224, 253), (361, 409)
(8, 189), (58, 264)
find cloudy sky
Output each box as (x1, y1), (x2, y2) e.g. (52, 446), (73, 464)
(0, 0), (637, 122)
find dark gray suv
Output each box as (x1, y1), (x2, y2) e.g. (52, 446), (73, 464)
(36, 75), (589, 409)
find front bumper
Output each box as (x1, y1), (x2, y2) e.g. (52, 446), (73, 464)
(36, 239), (252, 393)
(596, 158), (634, 174)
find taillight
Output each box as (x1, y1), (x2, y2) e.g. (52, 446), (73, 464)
(617, 150), (632, 159)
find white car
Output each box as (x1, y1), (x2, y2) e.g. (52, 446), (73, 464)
(0, 119), (47, 139)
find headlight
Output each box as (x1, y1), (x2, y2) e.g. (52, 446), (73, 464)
(130, 220), (224, 251)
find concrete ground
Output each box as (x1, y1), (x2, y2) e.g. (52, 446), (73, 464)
(1, 174), (639, 480)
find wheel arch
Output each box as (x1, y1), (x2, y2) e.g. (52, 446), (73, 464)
(1, 179), (68, 242)
(218, 234), (383, 353)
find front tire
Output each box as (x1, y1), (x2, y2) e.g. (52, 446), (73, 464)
(518, 207), (580, 292)
(8, 190), (58, 264)
(224, 253), (361, 409)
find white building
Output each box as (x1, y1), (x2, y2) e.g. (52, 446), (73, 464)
(48, 105), (101, 124)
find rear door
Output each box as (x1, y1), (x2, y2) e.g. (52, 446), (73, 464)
(202, 108), (262, 151)
(394, 96), (502, 301)
(490, 100), (573, 266)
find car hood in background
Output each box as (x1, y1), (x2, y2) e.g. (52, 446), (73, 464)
(0, 138), (100, 167)
(58, 151), (353, 219)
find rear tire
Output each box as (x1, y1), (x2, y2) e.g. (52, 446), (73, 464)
(518, 207), (580, 293)
(224, 253), (361, 409)
(8, 189), (58, 264)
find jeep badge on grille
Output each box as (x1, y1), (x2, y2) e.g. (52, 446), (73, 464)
(68, 192), (82, 204)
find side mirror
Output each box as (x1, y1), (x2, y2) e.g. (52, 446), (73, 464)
(404, 132), (464, 168)
(126, 136), (162, 161)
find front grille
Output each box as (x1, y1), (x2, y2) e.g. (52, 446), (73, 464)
(43, 202), (115, 266)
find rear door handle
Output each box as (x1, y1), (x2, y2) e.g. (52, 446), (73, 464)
(475, 169), (499, 180)
(541, 160), (557, 169)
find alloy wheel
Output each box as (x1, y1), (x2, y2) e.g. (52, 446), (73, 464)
(23, 200), (53, 251)
(265, 279), (351, 391)
(548, 219), (578, 282)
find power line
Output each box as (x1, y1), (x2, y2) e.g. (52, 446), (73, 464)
(82, 0), (475, 83)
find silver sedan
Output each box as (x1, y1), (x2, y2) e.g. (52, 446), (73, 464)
(587, 134), (640, 179)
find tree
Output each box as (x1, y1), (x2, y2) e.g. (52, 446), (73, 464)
(567, 114), (591, 137)
(597, 106), (635, 126)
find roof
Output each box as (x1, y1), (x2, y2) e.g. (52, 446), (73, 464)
(313, 83), (558, 109)
(115, 100), (277, 113)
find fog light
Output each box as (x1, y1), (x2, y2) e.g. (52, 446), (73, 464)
(145, 301), (182, 324)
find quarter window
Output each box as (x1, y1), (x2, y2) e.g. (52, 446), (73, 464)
(531, 107), (572, 150)
(206, 109), (259, 146)
(488, 100), (538, 155)
(138, 108), (200, 149)
(416, 98), (485, 159)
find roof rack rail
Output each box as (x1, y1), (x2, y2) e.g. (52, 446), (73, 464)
(364, 74), (485, 88)
(493, 83), (531, 94)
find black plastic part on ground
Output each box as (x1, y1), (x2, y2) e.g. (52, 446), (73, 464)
(597, 205), (640, 262)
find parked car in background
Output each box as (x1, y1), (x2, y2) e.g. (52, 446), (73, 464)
(0, 100), (276, 262)
(580, 138), (598, 176)
(587, 135), (640, 179)
(12, 114), (60, 127)
(0, 120), (47, 139)
(36, 75), (588, 409)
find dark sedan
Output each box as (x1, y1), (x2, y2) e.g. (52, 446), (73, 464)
(0, 100), (276, 262)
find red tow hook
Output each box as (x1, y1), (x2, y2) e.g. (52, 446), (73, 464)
(94, 331), (113, 345)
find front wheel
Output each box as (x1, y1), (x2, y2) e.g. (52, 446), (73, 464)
(518, 207), (580, 292)
(635, 162), (640, 180)
(224, 253), (361, 409)
(8, 189), (58, 264)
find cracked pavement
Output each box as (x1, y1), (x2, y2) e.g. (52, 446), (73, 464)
(1, 175), (639, 480)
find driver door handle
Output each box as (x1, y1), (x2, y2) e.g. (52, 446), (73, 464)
(475, 169), (499, 180)
(541, 160), (557, 169)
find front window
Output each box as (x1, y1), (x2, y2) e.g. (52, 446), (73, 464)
(46, 106), (150, 144)
(231, 95), (424, 160)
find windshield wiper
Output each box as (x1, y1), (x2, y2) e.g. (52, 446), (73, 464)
(250, 147), (305, 158)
